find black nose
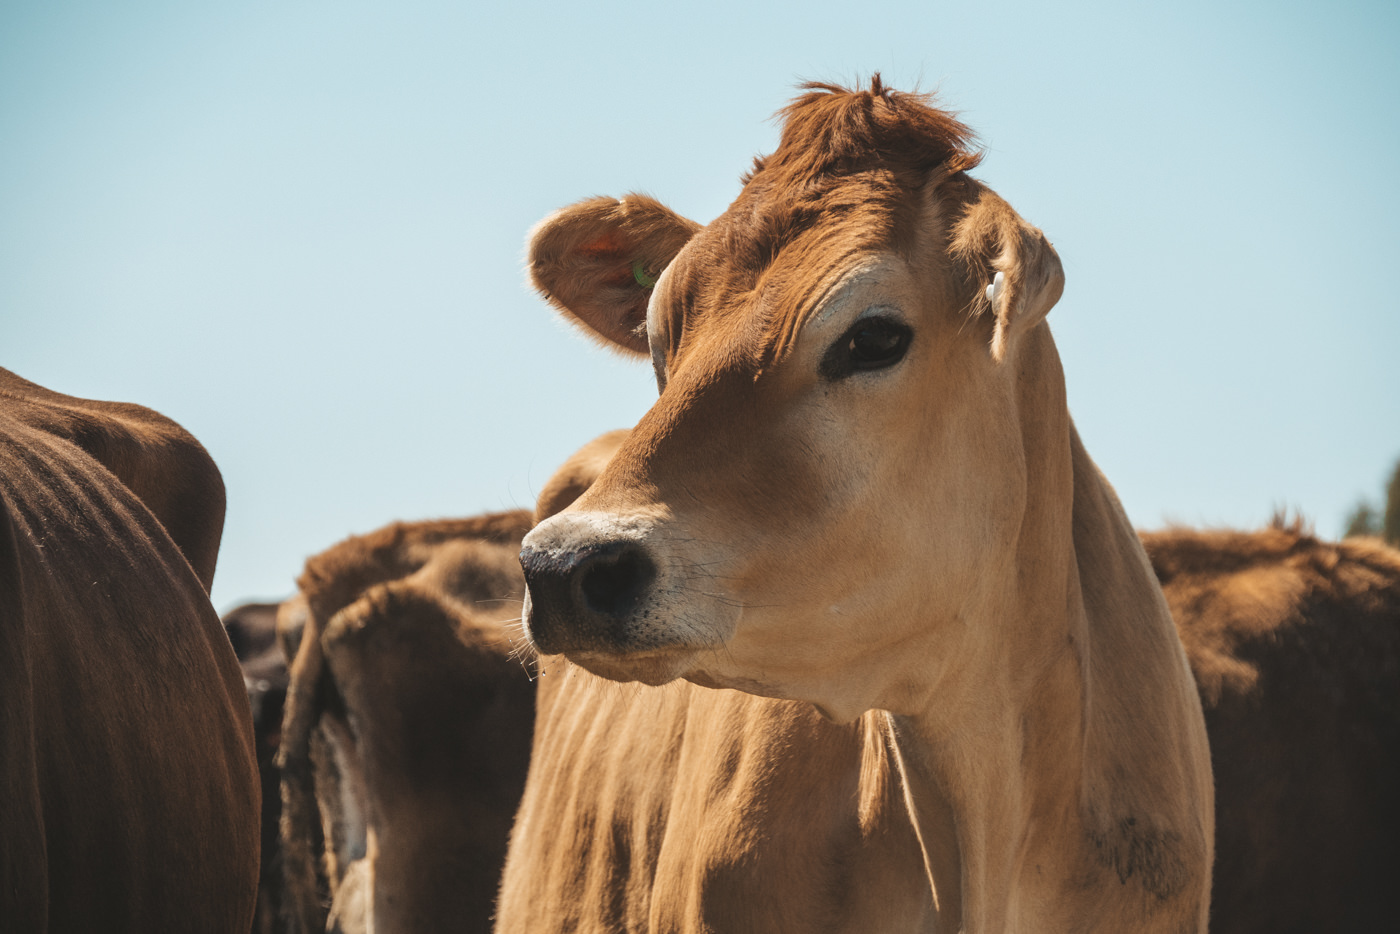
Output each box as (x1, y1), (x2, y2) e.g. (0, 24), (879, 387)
(520, 540), (658, 653)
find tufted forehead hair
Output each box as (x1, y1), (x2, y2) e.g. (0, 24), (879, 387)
(655, 77), (985, 369)
(745, 75), (983, 190)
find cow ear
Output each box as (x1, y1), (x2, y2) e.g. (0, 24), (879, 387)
(527, 195), (702, 356)
(949, 183), (1065, 361)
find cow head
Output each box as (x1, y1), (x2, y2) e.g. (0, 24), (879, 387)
(521, 81), (1066, 721)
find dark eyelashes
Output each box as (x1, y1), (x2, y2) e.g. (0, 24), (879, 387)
(819, 315), (913, 380)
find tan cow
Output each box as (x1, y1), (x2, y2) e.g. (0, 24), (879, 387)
(501, 80), (1214, 932)
(0, 367), (259, 932)
(531, 433), (1400, 934)
(277, 512), (537, 934)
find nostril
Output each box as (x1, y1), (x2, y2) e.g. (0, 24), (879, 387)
(579, 544), (656, 618)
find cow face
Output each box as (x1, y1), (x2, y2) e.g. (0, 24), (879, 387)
(521, 85), (1063, 720)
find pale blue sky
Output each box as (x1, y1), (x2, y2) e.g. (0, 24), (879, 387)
(3, 0), (1397, 611)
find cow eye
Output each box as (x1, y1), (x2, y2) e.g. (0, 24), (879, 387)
(821, 315), (912, 380)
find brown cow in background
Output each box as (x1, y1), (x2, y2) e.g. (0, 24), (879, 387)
(253, 443), (624, 933)
(276, 512), (536, 934)
(1, 367), (258, 932)
(1143, 522), (1400, 934)
(224, 601), (294, 934)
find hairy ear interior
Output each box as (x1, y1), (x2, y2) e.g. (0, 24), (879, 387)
(949, 183), (1065, 361)
(527, 195), (701, 356)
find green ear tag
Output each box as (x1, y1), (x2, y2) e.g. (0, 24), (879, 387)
(632, 260), (658, 289)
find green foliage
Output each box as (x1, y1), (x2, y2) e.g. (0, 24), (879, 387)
(1385, 460), (1400, 545)
(1345, 456), (1400, 545)
(1345, 502), (1381, 538)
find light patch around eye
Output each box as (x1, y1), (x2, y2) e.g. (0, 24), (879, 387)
(807, 268), (882, 332)
(850, 303), (904, 327)
(802, 254), (905, 338)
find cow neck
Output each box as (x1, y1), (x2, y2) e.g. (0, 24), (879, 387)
(877, 332), (1211, 933)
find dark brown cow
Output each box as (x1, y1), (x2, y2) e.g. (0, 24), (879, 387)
(1145, 521), (1400, 934)
(0, 367), (259, 932)
(277, 512), (536, 934)
(224, 601), (294, 934)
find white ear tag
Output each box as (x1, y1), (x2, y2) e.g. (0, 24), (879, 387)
(985, 270), (1005, 307)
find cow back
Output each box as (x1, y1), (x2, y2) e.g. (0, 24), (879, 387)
(0, 367), (226, 592)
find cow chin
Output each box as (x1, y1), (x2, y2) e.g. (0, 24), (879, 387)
(564, 646), (700, 686)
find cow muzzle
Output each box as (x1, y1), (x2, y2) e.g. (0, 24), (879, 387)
(520, 537), (659, 655)
(520, 511), (742, 684)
